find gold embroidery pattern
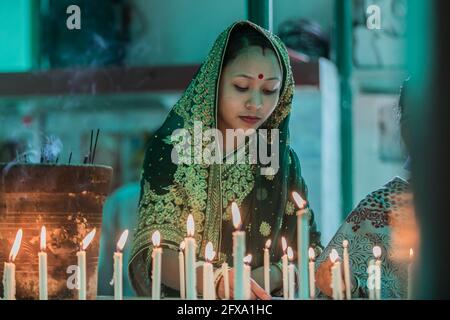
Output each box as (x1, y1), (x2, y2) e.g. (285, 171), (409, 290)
(259, 221), (271, 237)
(285, 200), (295, 216)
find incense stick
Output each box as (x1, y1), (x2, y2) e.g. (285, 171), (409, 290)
(91, 129), (100, 164)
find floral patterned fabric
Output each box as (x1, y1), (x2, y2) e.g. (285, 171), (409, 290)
(128, 20), (321, 297)
(316, 177), (413, 299)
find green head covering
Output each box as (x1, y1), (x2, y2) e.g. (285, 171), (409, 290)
(129, 20), (321, 296)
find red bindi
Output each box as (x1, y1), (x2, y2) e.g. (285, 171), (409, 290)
(258, 73), (264, 79)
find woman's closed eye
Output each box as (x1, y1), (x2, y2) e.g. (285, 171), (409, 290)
(234, 84), (279, 95)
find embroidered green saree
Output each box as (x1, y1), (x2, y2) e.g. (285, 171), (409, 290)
(129, 20), (322, 296)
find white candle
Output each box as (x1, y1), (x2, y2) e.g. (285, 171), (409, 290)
(179, 241), (186, 299)
(151, 231), (162, 300)
(343, 239), (351, 300)
(77, 228), (96, 300)
(281, 237), (288, 299)
(407, 248), (414, 300)
(292, 192), (309, 299)
(114, 229), (129, 300)
(185, 214), (197, 300)
(373, 246), (382, 300)
(243, 254), (252, 300)
(287, 247), (295, 300)
(3, 229), (22, 300)
(367, 259), (375, 300)
(203, 242), (216, 300)
(222, 262), (230, 299)
(330, 249), (343, 300)
(39, 226), (48, 300)
(308, 247), (316, 299)
(263, 239), (271, 294)
(232, 202), (245, 300)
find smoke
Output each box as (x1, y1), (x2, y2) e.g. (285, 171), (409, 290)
(41, 135), (63, 163)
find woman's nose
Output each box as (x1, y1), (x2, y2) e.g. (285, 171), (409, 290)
(246, 92), (263, 110)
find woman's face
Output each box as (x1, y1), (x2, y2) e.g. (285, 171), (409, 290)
(217, 45), (282, 133)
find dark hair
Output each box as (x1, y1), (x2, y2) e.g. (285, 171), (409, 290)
(223, 24), (278, 68)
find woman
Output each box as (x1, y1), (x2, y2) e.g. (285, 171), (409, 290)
(315, 79), (418, 299)
(129, 20), (322, 299)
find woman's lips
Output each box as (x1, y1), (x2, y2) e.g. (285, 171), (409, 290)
(239, 116), (261, 124)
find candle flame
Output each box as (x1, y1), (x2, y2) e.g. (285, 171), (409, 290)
(343, 239), (349, 248)
(373, 246), (382, 259)
(243, 254), (252, 264)
(187, 214), (195, 237)
(231, 202), (242, 230)
(116, 229), (129, 252)
(40, 226), (46, 251)
(308, 247), (315, 260)
(330, 249), (339, 263)
(81, 228), (96, 251)
(410, 248), (414, 259)
(9, 229), (23, 262)
(205, 242), (215, 262)
(265, 239), (271, 249)
(180, 241), (185, 250)
(292, 191), (306, 209)
(152, 230), (161, 247)
(287, 246), (294, 261)
(281, 237), (287, 252)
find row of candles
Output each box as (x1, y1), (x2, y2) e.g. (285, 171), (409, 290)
(2, 192), (414, 300)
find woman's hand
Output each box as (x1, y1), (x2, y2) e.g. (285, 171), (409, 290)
(216, 268), (271, 300)
(315, 257), (350, 298)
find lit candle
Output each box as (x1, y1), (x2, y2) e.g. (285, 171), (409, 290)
(77, 228), (96, 300)
(232, 202), (245, 300)
(373, 246), (382, 300)
(179, 241), (186, 299)
(114, 229), (129, 300)
(287, 247), (295, 300)
(203, 242), (216, 300)
(407, 248), (413, 300)
(39, 226), (48, 300)
(330, 249), (343, 300)
(343, 239), (351, 300)
(308, 247), (316, 299)
(151, 230), (162, 300)
(243, 254), (252, 300)
(185, 214), (197, 299)
(263, 239), (271, 294)
(281, 236), (288, 299)
(2, 229), (22, 300)
(222, 262), (230, 299)
(292, 191), (309, 299)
